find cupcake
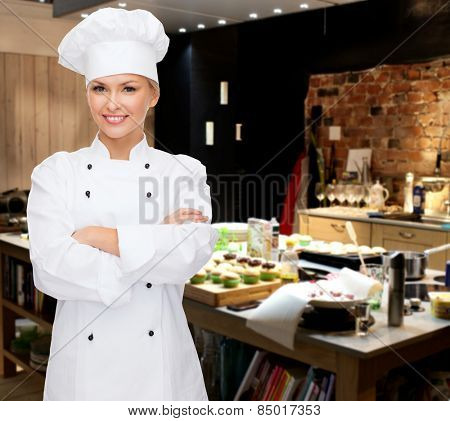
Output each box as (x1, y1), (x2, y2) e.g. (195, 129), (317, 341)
(358, 245), (373, 255)
(220, 271), (241, 288)
(343, 243), (358, 254)
(211, 251), (226, 264)
(236, 256), (250, 267)
(203, 262), (217, 279)
(260, 262), (278, 281)
(298, 234), (312, 246)
(230, 265), (245, 280)
(371, 246), (386, 254)
(223, 252), (237, 265)
(190, 268), (207, 284)
(216, 262), (233, 271)
(248, 258), (263, 268)
(242, 267), (260, 284)
(210, 268), (223, 284)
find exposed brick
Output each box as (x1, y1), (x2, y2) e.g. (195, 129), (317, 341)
(360, 139), (371, 148)
(370, 106), (383, 115)
(437, 67), (450, 78)
(347, 94), (365, 104)
(392, 82), (411, 93)
(333, 74), (346, 84)
(310, 77), (321, 88)
(394, 126), (423, 138)
(412, 80), (441, 92)
(323, 117), (334, 126)
(406, 69), (421, 80)
(417, 137), (432, 149)
(417, 114), (435, 126)
(347, 73), (359, 83)
(375, 72), (390, 83)
(367, 84), (382, 95)
(407, 92), (423, 103)
(388, 138), (400, 149)
(424, 126), (444, 137)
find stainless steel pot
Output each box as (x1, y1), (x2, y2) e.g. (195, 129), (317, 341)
(382, 243), (450, 280)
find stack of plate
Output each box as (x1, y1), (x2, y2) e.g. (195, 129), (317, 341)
(212, 222), (248, 242)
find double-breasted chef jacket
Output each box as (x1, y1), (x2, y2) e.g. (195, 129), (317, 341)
(26, 131), (218, 400)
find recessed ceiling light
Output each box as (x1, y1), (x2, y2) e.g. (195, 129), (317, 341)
(249, 13), (258, 19)
(300, 3), (309, 9)
(218, 19), (227, 25)
(273, 8), (282, 14)
(179, 27), (187, 33)
(118, 2), (127, 7)
(38, 0), (46, 3)
(81, 13), (89, 18)
(197, 23), (205, 29)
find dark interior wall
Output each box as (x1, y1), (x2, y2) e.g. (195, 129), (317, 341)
(155, 0), (450, 223)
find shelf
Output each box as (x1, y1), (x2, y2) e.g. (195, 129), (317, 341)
(3, 348), (46, 379)
(2, 299), (53, 331)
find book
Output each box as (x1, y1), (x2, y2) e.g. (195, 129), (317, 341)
(318, 375), (329, 401)
(234, 350), (268, 400)
(325, 374), (336, 401)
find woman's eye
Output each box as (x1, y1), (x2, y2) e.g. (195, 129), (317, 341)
(124, 87), (136, 92)
(93, 86), (105, 93)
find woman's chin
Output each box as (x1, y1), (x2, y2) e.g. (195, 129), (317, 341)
(98, 123), (133, 139)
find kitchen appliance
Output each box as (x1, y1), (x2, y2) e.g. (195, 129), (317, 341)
(420, 176), (450, 222)
(382, 244), (450, 281)
(387, 252), (405, 327)
(0, 188), (29, 229)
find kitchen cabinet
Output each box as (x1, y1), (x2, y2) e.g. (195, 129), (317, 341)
(371, 224), (447, 270)
(302, 215), (371, 245)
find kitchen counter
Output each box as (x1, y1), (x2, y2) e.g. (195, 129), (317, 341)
(0, 232), (29, 250)
(299, 207), (450, 232)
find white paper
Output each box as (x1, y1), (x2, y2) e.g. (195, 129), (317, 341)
(245, 268), (381, 350)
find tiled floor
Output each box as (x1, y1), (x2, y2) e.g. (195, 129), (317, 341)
(0, 367), (44, 401)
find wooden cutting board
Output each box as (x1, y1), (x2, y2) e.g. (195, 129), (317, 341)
(184, 278), (283, 307)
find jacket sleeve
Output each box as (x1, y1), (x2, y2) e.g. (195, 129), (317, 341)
(27, 156), (134, 308)
(115, 159), (219, 285)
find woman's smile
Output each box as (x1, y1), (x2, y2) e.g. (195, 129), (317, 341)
(102, 114), (129, 125)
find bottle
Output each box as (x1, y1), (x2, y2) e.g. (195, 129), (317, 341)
(388, 252), (405, 327)
(412, 182), (425, 215)
(403, 172), (414, 213)
(270, 217), (280, 261)
(361, 157), (372, 186)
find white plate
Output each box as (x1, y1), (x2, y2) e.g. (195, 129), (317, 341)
(309, 297), (366, 309)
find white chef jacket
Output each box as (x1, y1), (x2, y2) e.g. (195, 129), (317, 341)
(26, 131), (218, 400)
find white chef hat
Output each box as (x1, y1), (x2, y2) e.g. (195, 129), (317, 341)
(57, 7), (170, 88)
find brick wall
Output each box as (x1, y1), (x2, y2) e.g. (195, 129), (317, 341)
(305, 58), (450, 202)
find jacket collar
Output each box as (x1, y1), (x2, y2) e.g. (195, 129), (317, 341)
(90, 131), (151, 163)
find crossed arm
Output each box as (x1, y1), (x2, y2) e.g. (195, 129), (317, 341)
(71, 209), (209, 256)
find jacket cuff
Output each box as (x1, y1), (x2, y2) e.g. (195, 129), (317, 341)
(116, 225), (157, 275)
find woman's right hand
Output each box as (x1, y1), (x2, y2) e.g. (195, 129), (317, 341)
(162, 208), (209, 224)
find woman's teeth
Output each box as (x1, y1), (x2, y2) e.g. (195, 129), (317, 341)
(104, 115), (128, 124)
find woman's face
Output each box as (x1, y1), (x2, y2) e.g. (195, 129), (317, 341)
(86, 73), (158, 139)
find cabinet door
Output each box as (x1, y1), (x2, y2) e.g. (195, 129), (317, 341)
(372, 224), (447, 270)
(307, 216), (371, 245)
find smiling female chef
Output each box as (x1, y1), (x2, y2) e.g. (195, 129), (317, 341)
(26, 8), (218, 401)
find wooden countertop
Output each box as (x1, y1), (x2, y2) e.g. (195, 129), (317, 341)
(299, 207), (450, 232)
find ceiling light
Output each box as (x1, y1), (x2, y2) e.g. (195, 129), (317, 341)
(81, 13), (89, 18)
(273, 8), (282, 14)
(249, 13), (258, 19)
(179, 27), (187, 33)
(218, 19), (227, 25)
(118, 2), (127, 7)
(38, 0), (46, 3)
(197, 23), (205, 29)
(300, 3), (309, 9)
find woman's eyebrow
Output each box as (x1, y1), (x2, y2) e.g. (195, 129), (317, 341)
(92, 80), (138, 86)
